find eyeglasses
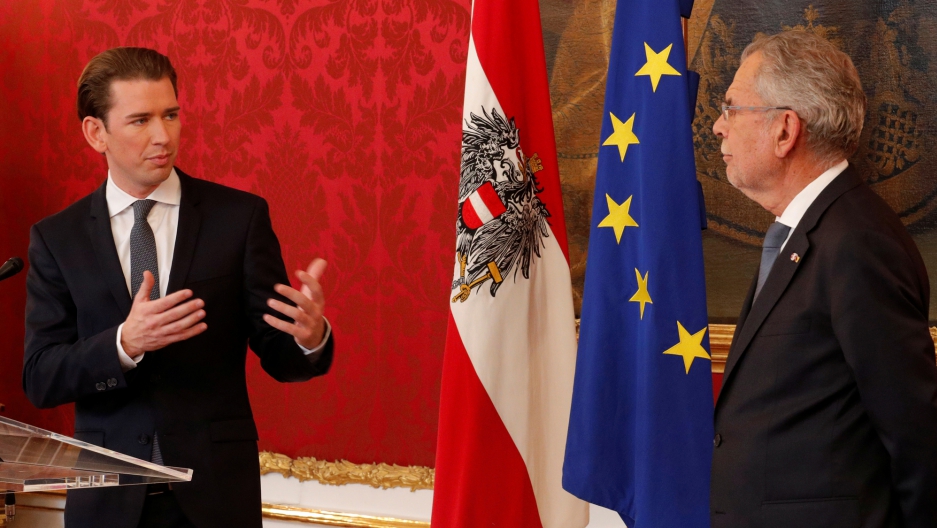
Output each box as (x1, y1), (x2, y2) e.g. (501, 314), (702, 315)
(720, 104), (793, 121)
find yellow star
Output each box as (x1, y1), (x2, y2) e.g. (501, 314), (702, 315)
(634, 42), (682, 92)
(597, 194), (638, 244)
(662, 321), (711, 374)
(629, 269), (653, 319)
(602, 112), (640, 162)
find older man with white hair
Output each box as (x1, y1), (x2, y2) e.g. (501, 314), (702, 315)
(710, 30), (937, 528)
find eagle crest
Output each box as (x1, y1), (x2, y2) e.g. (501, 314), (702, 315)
(452, 107), (551, 302)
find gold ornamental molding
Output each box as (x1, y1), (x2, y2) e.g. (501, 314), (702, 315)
(262, 503), (429, 527)
(708, 323), (734, 374)
(259, 452), (434, 492)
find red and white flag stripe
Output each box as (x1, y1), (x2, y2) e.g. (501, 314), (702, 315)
(462, 182), (506, 230)
(432, 0), (588, 526)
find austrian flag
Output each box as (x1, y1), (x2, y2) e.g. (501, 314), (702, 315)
(431, 0), (588, 527)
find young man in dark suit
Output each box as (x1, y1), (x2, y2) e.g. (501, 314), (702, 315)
(710, 31), (937, 527)
(23, 48), (334, 528)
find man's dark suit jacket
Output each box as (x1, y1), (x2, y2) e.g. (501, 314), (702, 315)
(711, 166), (937, 528)
(23, 169), (333, 528)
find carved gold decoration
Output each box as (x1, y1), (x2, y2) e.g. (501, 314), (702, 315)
(259, 452), (434, 492)
(262, 504), (429, 527)
(708, 323), (734, 374)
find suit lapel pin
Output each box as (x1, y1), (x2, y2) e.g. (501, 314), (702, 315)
(790, 253), (800, 263)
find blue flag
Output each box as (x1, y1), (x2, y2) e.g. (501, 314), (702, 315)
(562, 0), (713, 526)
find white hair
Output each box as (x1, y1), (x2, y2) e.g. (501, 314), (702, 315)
(742, 30), (866, 162)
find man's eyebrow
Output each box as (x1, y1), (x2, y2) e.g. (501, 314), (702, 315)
(724, 97), (732, 105)
(123, 107), (180, 120)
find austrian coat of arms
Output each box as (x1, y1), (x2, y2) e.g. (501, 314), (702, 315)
(452, 107), (552, 303)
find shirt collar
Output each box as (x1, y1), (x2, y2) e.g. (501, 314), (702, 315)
(777, 159), (848, 230)
(106, 169), (182, 218)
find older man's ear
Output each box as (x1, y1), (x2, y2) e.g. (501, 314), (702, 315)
(773, 110), (803, 159)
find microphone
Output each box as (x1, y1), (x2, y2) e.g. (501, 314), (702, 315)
(0, 257), (24, 282)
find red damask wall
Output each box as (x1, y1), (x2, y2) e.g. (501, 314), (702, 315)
(0, 0), (470, 468)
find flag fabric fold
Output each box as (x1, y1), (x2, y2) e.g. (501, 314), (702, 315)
(562, 0), (714, 527)
(431, 0), (589, 527)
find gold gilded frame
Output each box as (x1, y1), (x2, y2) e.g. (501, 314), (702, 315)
(262, 504), (430, 527)
(259, 452), (434, 492)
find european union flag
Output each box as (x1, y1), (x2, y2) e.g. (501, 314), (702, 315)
(562, 0), (713, 526)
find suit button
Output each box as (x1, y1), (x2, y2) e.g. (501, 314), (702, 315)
(138, 434), (150, 445)
(95, 382), (106, 391)
(107, 378), (117, 388)
(713, 433), (723, 447)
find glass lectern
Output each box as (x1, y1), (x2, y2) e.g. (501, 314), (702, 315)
(0, 416), (192, 493)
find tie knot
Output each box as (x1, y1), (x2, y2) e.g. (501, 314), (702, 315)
(763, 222), (791, 249)
(132, 199), (157, 222)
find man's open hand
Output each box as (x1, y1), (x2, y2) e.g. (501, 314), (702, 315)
(121, 271), (207, 358)
(264, 259), (327, 350)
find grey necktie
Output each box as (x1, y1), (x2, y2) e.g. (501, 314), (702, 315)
(130, 200), (160, 300)
(129, 199), (164, 465)
(754, 221), (791, 301)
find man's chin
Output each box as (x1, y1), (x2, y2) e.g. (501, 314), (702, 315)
(153, 165), (174, 180)
(725, 167), (739, 189)
(143, 161), (175, 183)
(109, 165), (173, 194)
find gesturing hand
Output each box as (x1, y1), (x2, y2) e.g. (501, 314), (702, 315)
(121, 271), (207, 358)
(264, 259), (327, 350)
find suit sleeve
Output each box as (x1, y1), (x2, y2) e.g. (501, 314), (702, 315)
(830, 230), (937, 527)
(23, 225), (128, 409)
(242, 197), (333, 382)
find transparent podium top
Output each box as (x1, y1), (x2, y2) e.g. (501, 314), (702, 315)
(0, 416), (192, 493)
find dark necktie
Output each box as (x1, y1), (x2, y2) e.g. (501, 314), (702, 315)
(754, 221), (791, 301)
(129, 199), (164, 465)
(130, 199), (160, 300)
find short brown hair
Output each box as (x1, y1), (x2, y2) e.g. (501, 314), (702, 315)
(77, 47), (177, 125)
(741, 31), (866, 161)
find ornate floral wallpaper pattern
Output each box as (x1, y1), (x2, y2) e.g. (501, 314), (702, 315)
(0, 0), (470, 468)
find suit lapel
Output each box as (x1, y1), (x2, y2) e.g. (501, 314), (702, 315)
(719, 167), (865, 391)
(167, 169), (202, 294)
(734, 273), (758, 333)
(89, 181), (133, 315)
(721, 234), (810, 385)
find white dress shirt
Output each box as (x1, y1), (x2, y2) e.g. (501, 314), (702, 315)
(107, 170), (329, 371)
(777, 159), (848, 251)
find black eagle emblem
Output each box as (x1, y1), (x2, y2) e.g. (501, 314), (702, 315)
(452, 107), (551, 302)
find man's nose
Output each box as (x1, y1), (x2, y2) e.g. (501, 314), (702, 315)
(712, 113), (727, 138)
(150, 119), (170, 144)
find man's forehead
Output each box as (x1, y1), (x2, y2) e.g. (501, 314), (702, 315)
(726, 52), (763, 102)
(108, 77), (177, 112)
